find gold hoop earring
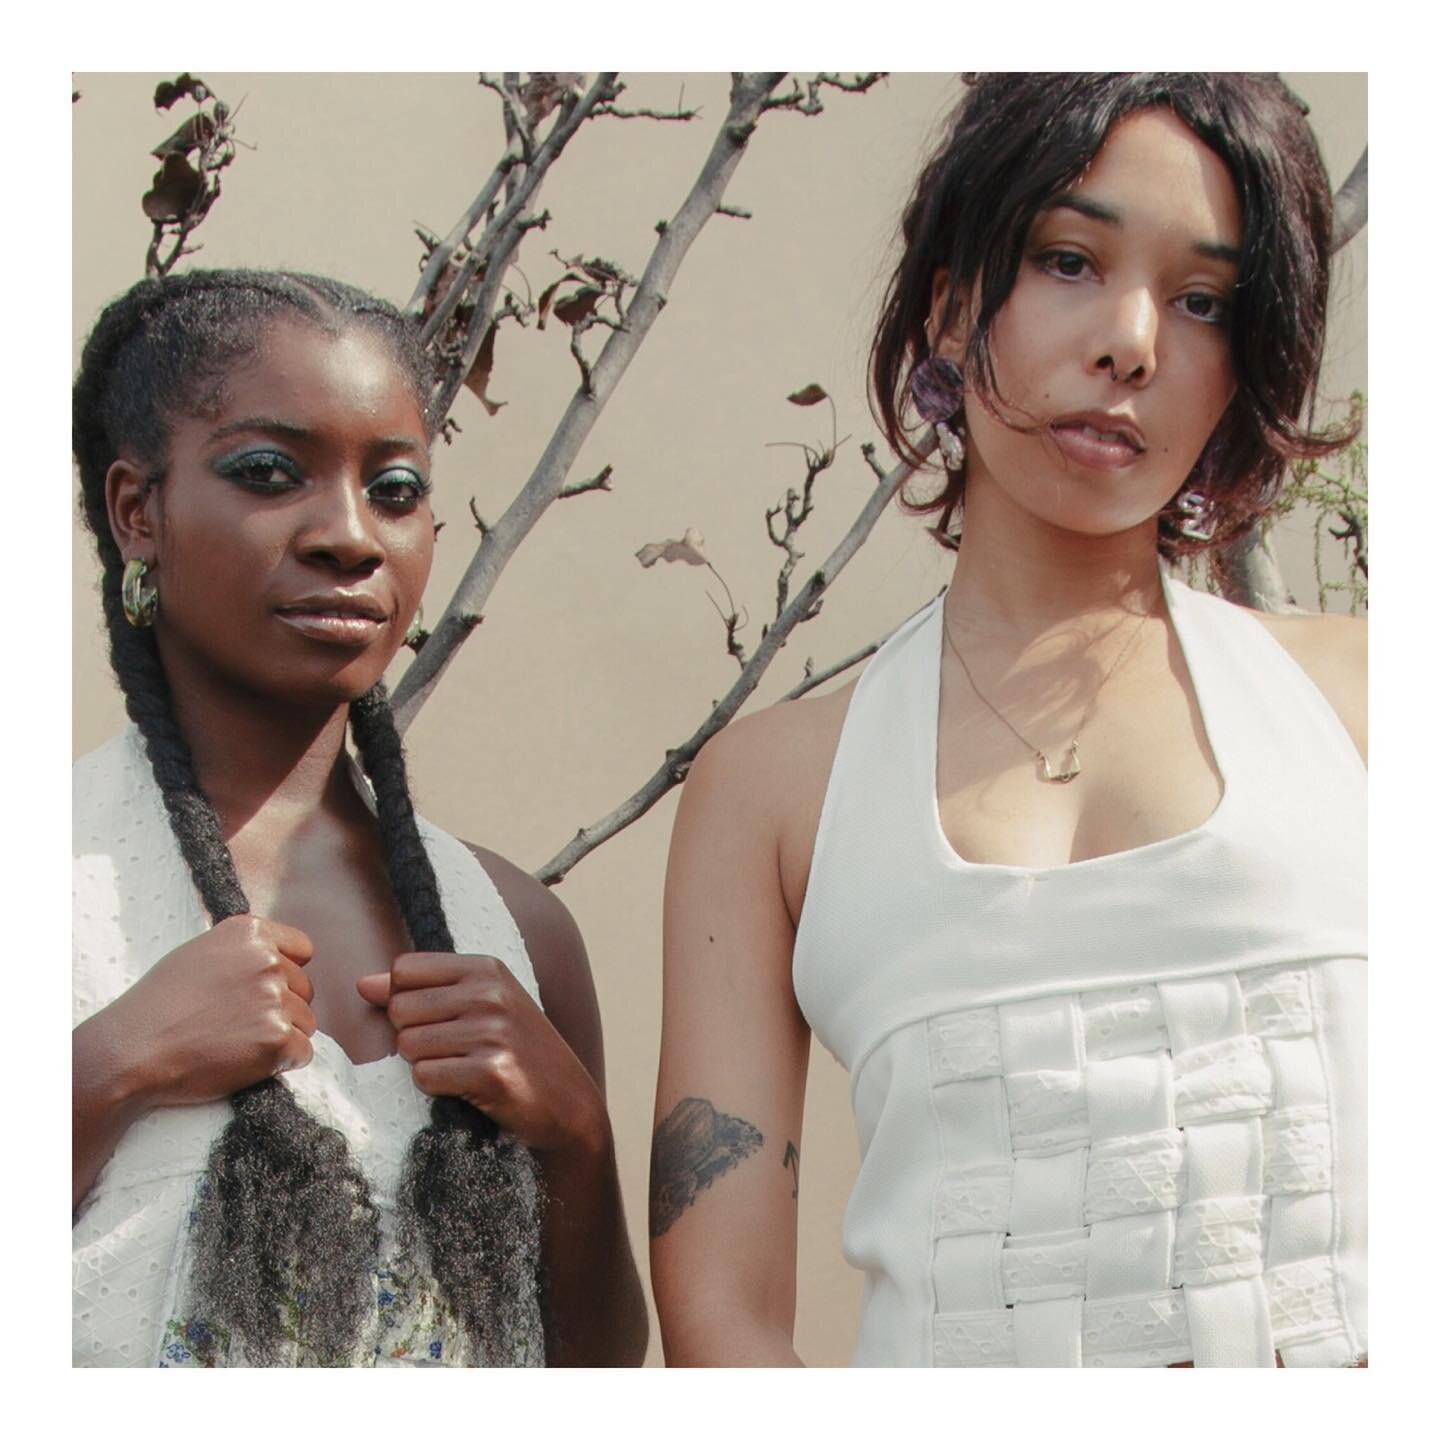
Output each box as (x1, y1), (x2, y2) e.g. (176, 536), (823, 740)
(121, 557), (158, 628)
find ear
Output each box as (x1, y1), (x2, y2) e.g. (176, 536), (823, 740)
(926, 269), (968, 362)
(105, 459), (160, 564)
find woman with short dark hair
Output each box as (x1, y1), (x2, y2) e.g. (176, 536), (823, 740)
(651, 74), (1366, 1369)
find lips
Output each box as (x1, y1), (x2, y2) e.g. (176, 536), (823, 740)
(274, 593), (390, 646)
(1048, 411), (1147, 471)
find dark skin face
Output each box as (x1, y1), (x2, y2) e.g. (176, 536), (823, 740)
(105, 318), (435, 1059)
(108, 317), (435, 713)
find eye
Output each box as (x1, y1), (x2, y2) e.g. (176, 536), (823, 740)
(1177, 291), (1230, 326)
(214, 450), (300, 491)
(1036, 249), (1093, 281)
(365, 468), (432, 512)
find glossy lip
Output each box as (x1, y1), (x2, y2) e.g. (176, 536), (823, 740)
(274, 592), (391, 647)
(1048, 409), (1147, 471)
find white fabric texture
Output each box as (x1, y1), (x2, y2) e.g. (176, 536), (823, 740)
(792, 572), (1366, 1367)
(72, 727), (543, 1367)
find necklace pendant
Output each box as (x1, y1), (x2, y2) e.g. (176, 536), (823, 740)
(1038, 744), (1081, 784)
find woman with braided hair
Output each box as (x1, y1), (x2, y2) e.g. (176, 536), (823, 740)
(652, 74), (1366, 1366)
(72, 268), (647, 1367)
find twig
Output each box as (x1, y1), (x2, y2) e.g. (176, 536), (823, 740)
(762, 72), (886, 115)
(533, 438), (929, 883)
(593, 84), (699, 123)
(780, 638), (886, 701)
(393, 72), (796, 731)
(416, 74), (619, 348)
(861, 440), (890, 482)
(559, 465), (614, 499)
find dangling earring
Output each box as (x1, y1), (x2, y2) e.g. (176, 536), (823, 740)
(910, 356), (967, 471)
(1175, 487), (1216, 542)
(404, 604), (426, 648)
(121, 557), (158, 628)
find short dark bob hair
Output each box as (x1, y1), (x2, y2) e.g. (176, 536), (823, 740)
(871, 72), (1357, 558)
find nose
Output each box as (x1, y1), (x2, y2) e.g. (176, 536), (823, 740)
(1093, 285), (1159, 387)
(297, 478), (384, 573)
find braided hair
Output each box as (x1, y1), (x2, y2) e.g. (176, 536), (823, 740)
(73, 269), (544, 1366)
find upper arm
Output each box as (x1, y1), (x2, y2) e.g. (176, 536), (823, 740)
(651, 706), (828, 1358)
(1255, 610), (1367, 764)
(466, 844), (606, 1097)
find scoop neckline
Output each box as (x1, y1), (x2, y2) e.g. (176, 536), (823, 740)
(926, 568), (1232, 877)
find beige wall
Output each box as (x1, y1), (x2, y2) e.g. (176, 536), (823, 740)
(72, 73), (1366, 1365)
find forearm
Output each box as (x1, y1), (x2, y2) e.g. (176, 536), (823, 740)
(658, 1298), (804, 1367)
(537, 1123), (649, 1366)
(72, 1012), (153, 1214)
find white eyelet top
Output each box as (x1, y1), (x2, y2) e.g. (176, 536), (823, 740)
(792, 573), (1366, 1367)
(72, 727), (544, 1367)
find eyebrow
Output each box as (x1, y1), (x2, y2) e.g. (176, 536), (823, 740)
(1038, 192), (1241, 266)
(208, 417), (425, 451)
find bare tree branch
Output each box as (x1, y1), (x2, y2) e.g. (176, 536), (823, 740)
(1212, 524), (1296, 614)
(781, 638), (886, 701)
(416, 74), (620, 348)
(1331, 147), (1368, 254)
(533, 437), (929, 884)
(393, 72), (797, 731)
(762, 72), (886, 115)
(559, 465), (614, 499)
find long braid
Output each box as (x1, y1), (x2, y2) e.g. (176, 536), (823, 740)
(349, 686), (545, 1365)
(74, 269), (543, 1366)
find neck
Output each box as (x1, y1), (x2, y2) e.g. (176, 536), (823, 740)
(946, 469), (1164, 635)
(160, 665), (357, 836)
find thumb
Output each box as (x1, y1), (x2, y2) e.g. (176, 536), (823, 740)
(355, 971), (392, 1007)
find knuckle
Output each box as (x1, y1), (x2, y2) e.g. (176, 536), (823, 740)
(396, 1028), (423, 1062)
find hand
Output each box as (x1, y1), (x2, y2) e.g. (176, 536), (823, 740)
(102, 915), (317, 1108)
(356, 953), (607, 1161)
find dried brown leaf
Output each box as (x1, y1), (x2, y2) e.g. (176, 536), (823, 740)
(462, 321), (506, 416)
(787, 383), (829, 406)
(519, 72), (584, 125)
(553, 285), (604, 328)
(142, 154), (204, 222)
(636, 527), (708, 568)
(151, 111), (217, 160)
(154, 74), (211, 111)
(536, 272), (586, 330)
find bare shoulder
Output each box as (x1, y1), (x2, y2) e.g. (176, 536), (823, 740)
(682, 678), (859, 922)
(462, 841), (605, 1087)
(1251, 608), (1367, 761)
(684, 678), (857, 832)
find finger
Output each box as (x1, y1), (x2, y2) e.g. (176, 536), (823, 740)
(355, 972), (391, 1007)
(276, 953), (315, 1004)
(258, 917), (315, 963)
(411, 1055), (497, 1103)
(275, 1029), (314, 1075)
(388, 983), (470, 1030)
(282, 990), (318, 1038)
(390, 951), (498, 991)
(395, 1019), (481, 1064)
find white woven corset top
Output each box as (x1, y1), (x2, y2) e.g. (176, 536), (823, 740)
(792, 575), (1367, 1367)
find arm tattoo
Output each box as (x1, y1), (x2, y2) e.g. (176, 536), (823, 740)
(783, 1140), (800, 1200)
(649, 1097), (763, 1239)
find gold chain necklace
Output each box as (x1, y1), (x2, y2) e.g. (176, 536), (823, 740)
(941, 602), (1154, 784)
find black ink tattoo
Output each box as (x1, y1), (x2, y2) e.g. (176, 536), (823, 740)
(649, 1097), (764, 1239)
(782, 1140), (800, 1200)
